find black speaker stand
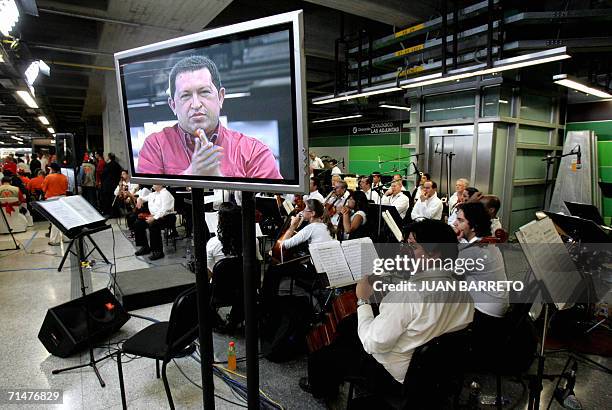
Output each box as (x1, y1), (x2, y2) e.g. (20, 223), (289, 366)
(52, 231), (113, 387)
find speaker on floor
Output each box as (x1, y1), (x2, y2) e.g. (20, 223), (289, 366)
(38, 288), (130, 358)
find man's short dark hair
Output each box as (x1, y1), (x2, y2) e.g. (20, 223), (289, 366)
(371, 172), (381, 177)
(482, 195), (501, 214)
(362, 176), (372, 186)
(108, 152), (116, 161)
(431, 181), (437, 189)
(1, 176), (11, 184)
(310, 177), (319, 188)
(406, 219), (458, 260)
(458, 202), (492, 237)
(31, 153), (37, 159)
(49, 163), (61, 172)
(169, 55), (222, 98)
(330, 159), (338, 165)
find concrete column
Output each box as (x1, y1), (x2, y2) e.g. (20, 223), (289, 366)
(102, 71), (128, 168)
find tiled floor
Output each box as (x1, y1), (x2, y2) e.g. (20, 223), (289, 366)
(0, 221), (610, 409)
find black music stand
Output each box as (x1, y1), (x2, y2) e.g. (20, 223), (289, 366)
(255, 196), (282, 223)
(0, 204), (20, 251)
(367, 203), (403, 242)
(57, 225), (111, 271)
(543, 211), (611, 243)
(564, 201), (605, 226)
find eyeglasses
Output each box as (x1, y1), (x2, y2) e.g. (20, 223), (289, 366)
(303, 209), (313, 213)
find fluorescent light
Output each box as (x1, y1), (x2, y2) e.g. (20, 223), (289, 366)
(15, 90), (39, 109)
(379, 104), (411, 112)
(553, 74), (612, 98)
(0, 0), (20, 37)
(312, 86), (402, 105)
(224, 92), (251, 99)
(312, 114), (363, 124)
(401, 47), (571, 89)
(38, 116), (50, 125)
(47, 127), (55, 134)
(0, 142), (4, 145)
(17, 141), (23, 145)
(499, 99), (509, 104)
(10, 136), (22, 141)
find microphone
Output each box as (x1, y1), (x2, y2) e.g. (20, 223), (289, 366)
(378, 156), (382, 169)
(576, 145), (582, 169)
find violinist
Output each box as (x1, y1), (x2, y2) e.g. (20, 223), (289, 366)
(324, 180), (349, 225)
(113, 170), (139, 210)
(300, 220), (474, 399)
(279, 199), (334, 250)
(339, 190), (368, 240)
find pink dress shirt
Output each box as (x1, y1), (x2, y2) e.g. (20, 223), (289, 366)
(137, 124), (283, 179)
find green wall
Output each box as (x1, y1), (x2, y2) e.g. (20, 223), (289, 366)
(566, 120), (612, 224)
(310, 130), (416, 188)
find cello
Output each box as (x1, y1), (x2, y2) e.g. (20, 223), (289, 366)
(306, 289), (357, 353)
(270, 195), (306, 264)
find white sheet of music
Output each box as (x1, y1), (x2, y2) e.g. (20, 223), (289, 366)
(37, 199), (86, 230)
(309, 240), (354, 287)
(517, 217), (580, 310)
(61, 196), (105, 225)
(383, 210), (403, 242)
(341, 237), (378, 282)
(205, 212), (218, 235)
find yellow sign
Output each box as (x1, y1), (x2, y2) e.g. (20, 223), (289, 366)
(395, 43), (425, 57)
(395, 23), (426, 38)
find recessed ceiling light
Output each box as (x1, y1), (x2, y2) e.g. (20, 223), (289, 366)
(15, 90), (39, 109)
(38, 116), (50, 125)
(47, 127), (55, 134)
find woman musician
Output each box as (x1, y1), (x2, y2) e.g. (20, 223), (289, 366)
(338, 190), (369, 240)
(279, 199), (334, 250)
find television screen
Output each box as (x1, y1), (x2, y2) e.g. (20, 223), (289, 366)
(114, 11), (307, 193)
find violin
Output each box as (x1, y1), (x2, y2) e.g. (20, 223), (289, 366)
(306, 290), (357, 353)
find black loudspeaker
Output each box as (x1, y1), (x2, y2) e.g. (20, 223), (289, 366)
(38, 288), (130, 358)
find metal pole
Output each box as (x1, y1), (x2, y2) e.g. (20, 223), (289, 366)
(241, 191), (260, 408)
(191, 188), (215, 409)
(442, 0), (448, 74)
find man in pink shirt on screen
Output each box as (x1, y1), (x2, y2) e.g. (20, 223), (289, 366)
(137, 55), (282, 179)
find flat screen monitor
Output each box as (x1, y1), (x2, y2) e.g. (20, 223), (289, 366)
(114, 11), (308, 194)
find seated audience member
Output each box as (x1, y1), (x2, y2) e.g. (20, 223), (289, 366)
(304, 177), (325, 204)
(481, 194), (502, 233)
(360, 175), (380, 202)
(411, 180), (443, 221)
(382, 180), (410, 219)
(280, 199), (334, 249)
(0, 175), (26, 217)
(206, 202), (262, 276)
(453, 201), (509, 337)
(448, 178), (469, 213)
(133, 184), (175, 261)
(27, 170), (45, 198)
(339, 190), (368, 239)
(300, 219), (474, 398)
(448, 186), (479, 226)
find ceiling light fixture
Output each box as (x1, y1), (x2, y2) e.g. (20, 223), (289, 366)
(379, 104), (411, 112)
(312, 114), (363, 123)
(47, 127), (55, 134)
(38, 116), (50, 125)
(553, 74), (612, 98)
(0, 0), (20, 37)
(11, 135), (23, 141)
(15, 90), (39, 109)
(17, 141), (23, 145)
(312, 85), (402, 105)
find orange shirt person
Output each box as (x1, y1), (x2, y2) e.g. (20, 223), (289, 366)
(27, 170), (45, 193)
(42, 163), (68, 199)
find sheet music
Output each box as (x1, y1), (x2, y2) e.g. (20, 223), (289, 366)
(61, 196), (105, 225)
(205, 212), (219, 235)
(309, 240), (354, 287)
(256, 223), (264, 238)
(36, 199), (87, 231)
(283, 200), (294, 215)
(517, 217), (581, 310)
(383, 211), (403, 242)
(341, 237), (378, 281)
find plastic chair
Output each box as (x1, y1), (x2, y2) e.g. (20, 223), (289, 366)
(116, 286), (198, 409)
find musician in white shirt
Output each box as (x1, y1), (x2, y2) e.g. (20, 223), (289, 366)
(411, 181), (443, 221)
(280, 199), (334, 249)
(448, 178), (469, 213)
(309, 152), (324, 170)
(480, 194), (503, 234)
(355, 220), (474, 384)
(371, 172), (383, 190)
(133, 185), (175, 260)
(329, 159), (342, 175)
(324, 180), (349, 225)
(359, 176), (380, 203)
(304, 177), (325, 204)
(382, 181), (410, 219)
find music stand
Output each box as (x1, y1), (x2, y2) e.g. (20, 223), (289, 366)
(255, 197), (282, 223)
(0, 204), (20, 251)
(564, 201), (605, 226)
(542, 211), (611, 243)
(367, 203), (403, 242)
